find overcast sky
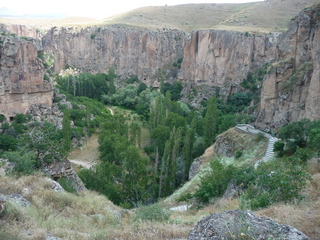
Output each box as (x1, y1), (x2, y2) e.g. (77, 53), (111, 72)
(0, 0), (264, 19)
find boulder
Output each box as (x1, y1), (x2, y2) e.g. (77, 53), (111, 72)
(188, 210), (310, 240)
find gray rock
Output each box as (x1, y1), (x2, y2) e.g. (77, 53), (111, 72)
(222, 179), (243, 199)
(46, 234), (63, 240)
(46, 177), (65, 192)
(188, 210), (310, 240)
(188, 156), (204, 180)
(0, 193), (31, 207)
(9, 193), (31, 207)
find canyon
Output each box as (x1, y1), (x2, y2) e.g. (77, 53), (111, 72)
(0, 4), (319, 129)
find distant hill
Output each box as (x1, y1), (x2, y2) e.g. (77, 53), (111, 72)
(102, 0), (319, 33)
(0, 0), (318, 33)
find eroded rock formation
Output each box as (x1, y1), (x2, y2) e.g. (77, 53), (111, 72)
(0, 27), (53, 119)
(189, 210), (310, 240)
(0, 24), (41, 39)
(42, 27), (186, 86)
(179, 30), (277, 92)
(257, 5), (320, 128)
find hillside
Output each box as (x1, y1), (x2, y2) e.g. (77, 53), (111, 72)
(0, 0), (319, 33)
(103, 0), (319, 33)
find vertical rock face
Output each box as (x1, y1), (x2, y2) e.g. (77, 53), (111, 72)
(0, 28), (53, 119)
(178, 30), (277, 90)
(0, 24), (41, 39)
(257, 5), (320, 128)
(42, 27), (186, 86)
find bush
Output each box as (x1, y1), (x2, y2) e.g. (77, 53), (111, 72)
(255, 132), (265, 142)
(134, 204), (171, 222)
(14, 113), (26, 124)
(273, 140), (285, 157)
(235, 150), (243, 159)
(57, 177), (76, 193)
(241, 159), (311, 210)
(0, 115), (5, 123)
(0, 134), (17, 151)
(5, 149), (36, 175)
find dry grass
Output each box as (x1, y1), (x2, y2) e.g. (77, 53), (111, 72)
(0, 173), (192, 239)
(256, 164), (320, 240)
(1, 0), (318, 33)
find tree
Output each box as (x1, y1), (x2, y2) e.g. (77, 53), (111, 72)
(121, 145), (150, 206)
(107, 67), (116, 94)
(309, 127), (320, 156)
(203, 96), (218, 147)
(62, 110), (72, 152)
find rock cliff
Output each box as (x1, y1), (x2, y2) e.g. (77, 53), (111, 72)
(0, 27), (53, 119)
(42, 27), (186, 86)
(256, 5), (320, 128)
(0, 24), (41, 39)
(41, 4), (320, 127)
(178, 30), (277, 93)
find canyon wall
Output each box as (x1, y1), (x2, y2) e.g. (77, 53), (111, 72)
(38, 4), (320, 127)
(178, 30), (277, 90)
(42, 27), (186, 86)
(0, 24), (41, 39)
(256, 5), (320, 128)
(0, 27), (53, 119)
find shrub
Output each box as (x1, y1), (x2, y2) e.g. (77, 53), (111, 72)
(5, 149), (36, 175)
(235, 150), (243, 159)
(241, 159), (311, 210)
(134, 204), (171, 222)
(0, 115), (6, 123)
(0, 135), (17, 151)
(91, 34), (96, 39)
(57, 177), (76, 193)
(255, 132), (265, 142)
(274, 140), (285, 157)
(14, 113), (26, 124)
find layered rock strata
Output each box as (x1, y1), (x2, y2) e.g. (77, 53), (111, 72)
(0, 27), (53, 119)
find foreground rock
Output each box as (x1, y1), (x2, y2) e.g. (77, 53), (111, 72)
(42, 158), (86, 192)
(188, 210), (310, 240)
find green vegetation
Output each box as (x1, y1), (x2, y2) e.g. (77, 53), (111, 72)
(133, 204), (171, 222)
(281, 62), (313, 94)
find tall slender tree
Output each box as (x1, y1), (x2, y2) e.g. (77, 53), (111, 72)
(204, 96), (218, 147)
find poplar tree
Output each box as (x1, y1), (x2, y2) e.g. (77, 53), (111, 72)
(204, 96), (218, 147)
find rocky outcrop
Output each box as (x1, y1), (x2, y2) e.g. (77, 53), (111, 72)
(188, 156), (204, 180)
(0, 24), (41, 39)
(189, 210), (310, 240)
(42, 158), (87, 192)
(178, 30), (277, 92)
(42, 27), (186, 86)
(256, 5), (320, 129)
(0, 27), (53, 120)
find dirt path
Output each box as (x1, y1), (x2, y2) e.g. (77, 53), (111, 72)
(107, 107), (114, 115)
(68, 134), (100, 169)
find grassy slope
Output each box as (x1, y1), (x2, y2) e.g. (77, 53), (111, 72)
(1, 0), (318, 33)
(103, 0), (318, 33)
(164, 127), (268, 204)
(0, 174), (191, 240)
